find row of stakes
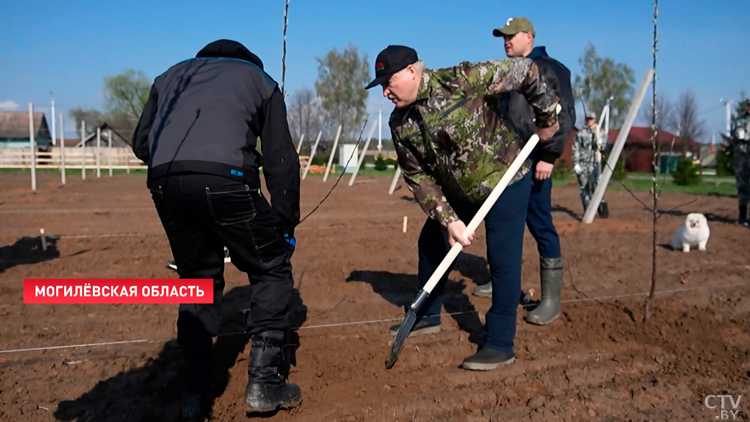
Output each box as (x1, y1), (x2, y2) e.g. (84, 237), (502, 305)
(297, 124), (402, 195)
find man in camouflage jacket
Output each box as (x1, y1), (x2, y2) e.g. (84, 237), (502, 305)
(573, 112), (606, 213)
(365, 45), (559, 370)
(728, 99), (750, 226)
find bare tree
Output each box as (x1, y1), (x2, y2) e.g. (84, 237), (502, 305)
(287, 88), (323, 146)
(674, 89), (706, 153)
(639, 94), (675, 132)
(68, 108), (105, 135)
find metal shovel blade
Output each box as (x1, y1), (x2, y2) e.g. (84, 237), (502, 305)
(385, 309), (418, 369)
(386, 289), (429, 369)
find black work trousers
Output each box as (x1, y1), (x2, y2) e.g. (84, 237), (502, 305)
(150, 172), (295, 381)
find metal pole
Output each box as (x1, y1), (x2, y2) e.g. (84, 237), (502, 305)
(582, 69), (654, 224)
(323, 125), (342, 182)
(51, 98), (56, 147)
(28, 103), (37, 191)
(725, 100), (732, 136)
(60, 114), (66, 185)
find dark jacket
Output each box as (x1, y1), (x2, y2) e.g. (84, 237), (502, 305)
(131, 40), (300, 231)
(504, 46), (576, 164)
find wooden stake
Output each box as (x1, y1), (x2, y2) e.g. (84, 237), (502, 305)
(302, 131), (322, 180)
(402, 216), (408, 233)
(323, 125), (342, 182)
(40, 228), (47, 251)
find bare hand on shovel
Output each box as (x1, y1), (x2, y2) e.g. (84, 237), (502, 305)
(447, 221), (474, 247)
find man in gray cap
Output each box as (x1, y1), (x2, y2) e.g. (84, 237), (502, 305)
(474, 17), (576, 328)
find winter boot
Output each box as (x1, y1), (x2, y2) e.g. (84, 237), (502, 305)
(524, 257), (563, 325)
(245, 330), (302, 413)
(178, 335), (213, 421)
(739, 203), (749, 226)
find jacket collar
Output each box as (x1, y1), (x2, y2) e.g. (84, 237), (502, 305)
(526, 46), (548, 59)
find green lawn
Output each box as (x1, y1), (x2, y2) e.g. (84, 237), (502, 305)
(607, 178), (737, 196)
(552, 175), (737, 196)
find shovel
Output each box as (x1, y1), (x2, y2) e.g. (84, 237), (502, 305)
(386, 133), (542, 369)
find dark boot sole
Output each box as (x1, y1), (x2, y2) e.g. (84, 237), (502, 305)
(389, 325), (441, 338)
(525, 310), (561, 326)
(461, 356), (515, 371)
(246, 397), (302, 413)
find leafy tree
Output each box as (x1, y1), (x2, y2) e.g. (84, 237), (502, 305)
(315, 45), (370, 140)
(574, 43), (636, 128)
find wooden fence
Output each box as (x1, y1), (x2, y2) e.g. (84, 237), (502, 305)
(0, 147), (147, 173)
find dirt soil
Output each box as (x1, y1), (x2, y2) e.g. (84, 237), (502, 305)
(1, 172), (749, 421)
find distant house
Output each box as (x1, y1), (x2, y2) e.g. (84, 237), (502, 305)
(698, 144), (717, 169)
(0, 111), (52, 150)
(559, 126), (701, 173)
(607, 127), (701, 173)
(69, 123), (131, 149)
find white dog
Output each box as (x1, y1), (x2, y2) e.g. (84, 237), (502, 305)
(670, 213), (710, 252)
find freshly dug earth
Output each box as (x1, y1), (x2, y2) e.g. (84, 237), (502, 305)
(1, 172), (749, 421)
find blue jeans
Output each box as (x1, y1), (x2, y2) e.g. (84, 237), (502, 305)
(526, 164), (562, 259)
(415, 172), (531, 353)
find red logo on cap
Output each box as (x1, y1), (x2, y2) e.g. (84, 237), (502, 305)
(376, 62), (385, 72)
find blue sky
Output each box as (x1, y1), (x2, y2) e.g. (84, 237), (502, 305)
(1, 0), (748, 142)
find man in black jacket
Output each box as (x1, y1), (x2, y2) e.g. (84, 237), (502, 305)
(474, 18), (576, 327)
(132, 39), (301, 419)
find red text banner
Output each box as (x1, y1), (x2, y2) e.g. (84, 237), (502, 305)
(23, 279), (213, 304)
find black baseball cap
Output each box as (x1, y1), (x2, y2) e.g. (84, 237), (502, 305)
(365, 45), (418, 90)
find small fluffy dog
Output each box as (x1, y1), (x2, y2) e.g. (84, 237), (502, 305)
(670, 213), (710, 252)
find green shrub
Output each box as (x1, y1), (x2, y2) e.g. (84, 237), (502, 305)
(552, 158), (572, 180)
(374, 154), (388, 171)
(311, 154), (328, 166)
(671, 158), (701, 186)
(612, 159), (628, 182)
(716, 143), (734, 176)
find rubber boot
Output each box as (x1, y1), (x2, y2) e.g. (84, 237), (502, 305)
(245, 330), (302, 413)
(524, 257), (563, 325)
(598, 199), (609, 218)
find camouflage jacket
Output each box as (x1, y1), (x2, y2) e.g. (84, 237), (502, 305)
(389, 58), (559, 227)
(730, 112), (750, 154)
(573, 125), (599, 171)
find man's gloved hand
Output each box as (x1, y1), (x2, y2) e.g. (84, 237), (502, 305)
(573, 164), (582, 174)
